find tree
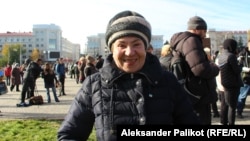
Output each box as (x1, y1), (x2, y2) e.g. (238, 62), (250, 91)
(1, 44), (10, 59)
(1, 43), (25, 65)
(238, 36), (243, 47)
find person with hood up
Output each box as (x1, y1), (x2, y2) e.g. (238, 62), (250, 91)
(218, 39), (243, 125)
(57, 10), (200, 141)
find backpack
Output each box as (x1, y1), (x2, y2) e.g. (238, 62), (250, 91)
(169, 33), (203, 104)
(169, 34), (191, 85)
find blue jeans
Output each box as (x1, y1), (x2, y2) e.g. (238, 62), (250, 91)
(46, 87), (59, 103)
(237, 84), (250, 114)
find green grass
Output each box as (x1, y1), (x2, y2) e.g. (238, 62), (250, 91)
(0, 119), (96, 141)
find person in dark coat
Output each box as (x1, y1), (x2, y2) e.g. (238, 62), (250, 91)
(57, 10), (200, 141)
(237, 40), (250, 118)
(74, 61), (80, 84)
(10, 63), (21, 92)
(84, 55), (98, 78)
(41, 62), (60, 103)
(159, 44), (172, 71)
(95, 55), (104, 70)
(17, 58), (43, 107)
(218, 39), (243, 125)
(170, 16), (219, 125)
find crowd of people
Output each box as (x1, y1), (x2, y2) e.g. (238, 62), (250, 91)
(158, 17), (250, 125)
(57, 10), (248, 140)
(1, 53), (104, 107)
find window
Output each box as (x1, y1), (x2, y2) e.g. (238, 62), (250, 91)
(49, 52), (60, 58)
(49, 39), (57, 49)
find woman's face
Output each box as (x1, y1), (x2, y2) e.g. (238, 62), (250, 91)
(111, 36), (146, 73)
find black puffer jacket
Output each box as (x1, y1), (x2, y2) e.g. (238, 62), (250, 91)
(218, 49), (243, 88)
(58, 53), (200, 141)
(23, 61), (42, 82)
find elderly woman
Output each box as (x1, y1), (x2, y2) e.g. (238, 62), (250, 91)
(58, 10), (200, 141)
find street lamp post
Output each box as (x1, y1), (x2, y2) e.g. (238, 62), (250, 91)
(43, 51), (46, 62)
(19, 46), (22, 65)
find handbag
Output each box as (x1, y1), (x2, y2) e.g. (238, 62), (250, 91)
(29, 95), (44, 105)
(28, 84), (44, 105)
(0, 81), (8, 95)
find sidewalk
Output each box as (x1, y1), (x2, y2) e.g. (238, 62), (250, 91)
(0, 75), (250, 125)
(0, 75), (79, 120)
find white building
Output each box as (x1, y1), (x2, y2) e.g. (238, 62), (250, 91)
(84, 33), (164, 58)
(0, 24), (80, 64)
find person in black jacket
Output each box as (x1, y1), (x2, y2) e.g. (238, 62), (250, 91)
(170, 16), (219, 125)
(41, 62), (60, 103)
(237, 40), (250, 118)
(95, 55), (104, 70)
(159, 44), (172, 71)
(218, 39), (243, 125)
(57, 10), (200, 141)
(17, 58), (43, 107)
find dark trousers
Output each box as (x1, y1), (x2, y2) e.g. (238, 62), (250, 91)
(10, 84), (20, 91)
(194, 103), (211, 125)
(21, 80), (35, 103)
(211, 102), (219, 114)
(220, 88), (240, 125)
(59, 75), (65, 95)
(75, 73), (79, 84)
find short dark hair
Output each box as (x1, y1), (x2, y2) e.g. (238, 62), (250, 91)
(36, 58), (42, 62)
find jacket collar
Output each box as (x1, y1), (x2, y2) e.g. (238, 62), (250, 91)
(99, 53), (163, 87)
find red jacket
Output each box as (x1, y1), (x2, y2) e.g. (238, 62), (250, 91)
(4, 66), (12, 77)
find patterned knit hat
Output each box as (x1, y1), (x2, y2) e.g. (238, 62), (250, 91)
(105, 10), (151, 50)
(187, 16), (207, 30)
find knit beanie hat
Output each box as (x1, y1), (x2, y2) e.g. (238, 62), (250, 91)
(187, 16), (207, 30)
(223, 39), (237, 53)
(105, 10), (151, 50)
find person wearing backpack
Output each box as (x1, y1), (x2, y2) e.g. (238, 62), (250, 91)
(169, 16), (219, 125)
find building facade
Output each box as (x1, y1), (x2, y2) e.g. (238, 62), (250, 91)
(84, 33), (164, 58)
(0, 24), (80, 64)
(207, 29), (248, 55)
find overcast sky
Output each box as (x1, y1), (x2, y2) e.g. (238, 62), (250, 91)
(1, 0), (249, 49)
